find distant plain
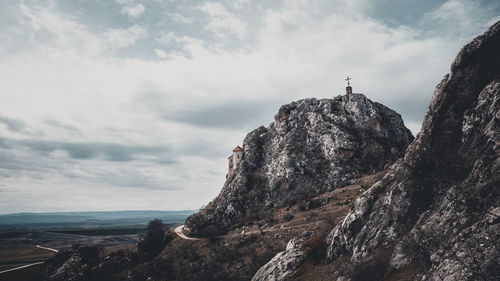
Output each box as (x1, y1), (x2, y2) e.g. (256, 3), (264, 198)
(0, 210), (195, 280)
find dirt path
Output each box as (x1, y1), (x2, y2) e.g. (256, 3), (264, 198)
(174, 220), (330, 241)
(174, 225), (203, 241)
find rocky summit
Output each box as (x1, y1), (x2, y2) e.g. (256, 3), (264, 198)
(252, 20), (500, 281)
(185, 93), (414, 237)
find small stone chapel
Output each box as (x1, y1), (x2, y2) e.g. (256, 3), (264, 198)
(227, 146), (243, 175)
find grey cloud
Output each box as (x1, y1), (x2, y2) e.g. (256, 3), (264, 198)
(164, 101), (268, 129)
(0, 141), (181, 190)
(0, 116), (26, 132)
(153, 158), (178, 165)
(181, 139), (232, 158)
(44, 119), (81, 134)
(0, 149), (180, 190)
(418, 0), (500, 39)
(366, 0), (442, 27)
(0, 138), (8, 148)
(140, 91), (274, 129)
(0, 137), (174, 163)
(0, 134), (231, 171)
(386, 96), (430, 123)
(98, 171), (183, 190)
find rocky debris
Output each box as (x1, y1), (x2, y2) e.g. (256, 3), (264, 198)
(251, 237), (306, 281)
(186, 93), (413, 237)
(326, 20), (500, 280)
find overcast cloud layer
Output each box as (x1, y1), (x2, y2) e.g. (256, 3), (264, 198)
(0, 0), (499, 214)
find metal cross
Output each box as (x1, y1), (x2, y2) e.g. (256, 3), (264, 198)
(345, 76), (352, 87)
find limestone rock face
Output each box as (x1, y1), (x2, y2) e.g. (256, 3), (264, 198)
(185, 93), (413, 237)
(251, 238), (306, 281)
(327, 21), (500, 280)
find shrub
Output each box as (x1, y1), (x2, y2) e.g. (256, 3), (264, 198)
(306, 199), (322, 209)
(349, 258), (387, 281)
(324, 214), (337, 228)
(283, 213), (295, 222)
(78, 245), (103, 262)
(301, 234), (327, 264)
(137, 219), (174, 260)
(265, 216), (277, 224)
(297, 203), (306, 212)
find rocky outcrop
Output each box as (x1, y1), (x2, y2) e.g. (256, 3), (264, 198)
(326, 21), (500, 280)
(185, 94), (413, 237)
(251, 238), (306, 281)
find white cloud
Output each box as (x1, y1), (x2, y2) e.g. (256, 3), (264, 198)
(121, 3), (146, 18)
(105, 25), (146, 48)
(154, 48), (168, 58)
(18, 2), (102, 57)
(421, 0), (497, 38)
(1, 0), (498, 213)
(425, 0), (475, 22)
(232, 0), (251, 9)
(116, 0), (134, 4)
(17, 3), (145, 57)
(197, 2), (247, 39)
(168, 12), (193, 23)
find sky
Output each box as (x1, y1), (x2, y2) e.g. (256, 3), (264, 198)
(0, 0), (499, 214)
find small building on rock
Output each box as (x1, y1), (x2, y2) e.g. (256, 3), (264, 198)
(228, 146), (244, 175)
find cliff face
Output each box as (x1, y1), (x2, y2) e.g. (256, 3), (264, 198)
(325, 21), (500, 280)
(185, 94), (413, 237)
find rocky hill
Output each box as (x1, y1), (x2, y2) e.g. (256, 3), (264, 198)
(185, 93), (414, 237)
(39, 18), (499, 281)
(254, 20), (500, 281)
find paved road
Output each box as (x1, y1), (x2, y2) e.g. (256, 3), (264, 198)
(0, 244), (59, 275)
(36, 245), (59, 253)
(0, 262), (44, 275)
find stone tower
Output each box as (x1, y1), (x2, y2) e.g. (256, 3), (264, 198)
(346, 85), (352, 95)
(345, 76), (352, 96)
(228, 146), (244, 175)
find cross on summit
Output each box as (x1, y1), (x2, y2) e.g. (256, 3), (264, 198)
(345, 76), (353, 96)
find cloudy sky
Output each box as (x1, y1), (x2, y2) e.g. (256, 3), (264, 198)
(0, 0), (499, 214)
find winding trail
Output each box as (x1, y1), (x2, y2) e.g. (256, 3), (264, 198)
(174, 221), (329, 241)
(174, 225), (202, 241)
